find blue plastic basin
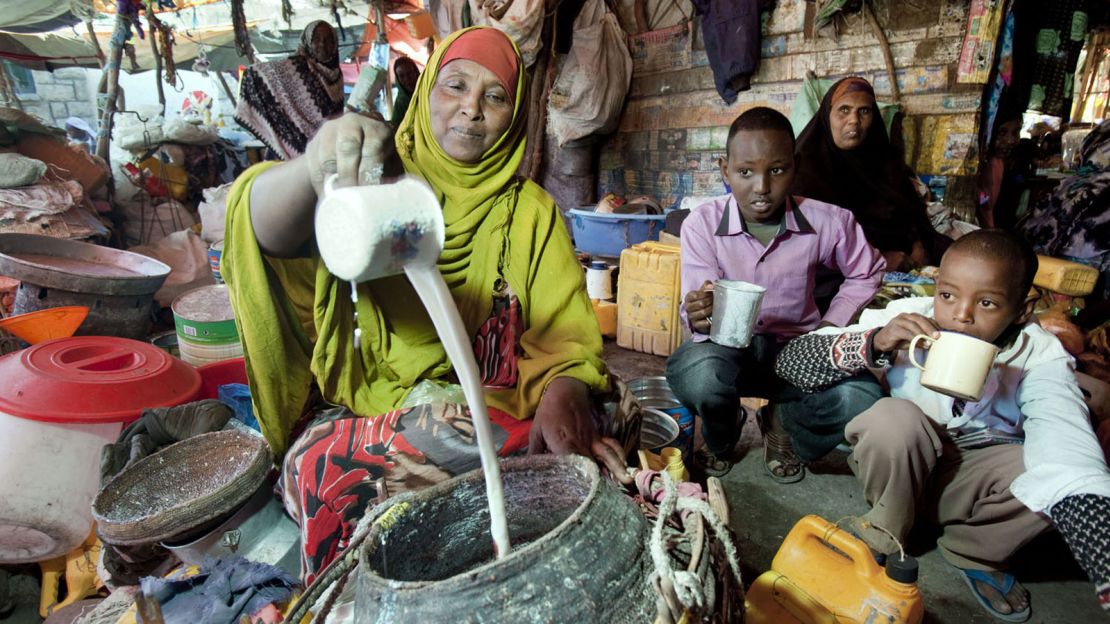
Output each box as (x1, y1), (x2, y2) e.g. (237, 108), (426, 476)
(568, 208), (666, 257)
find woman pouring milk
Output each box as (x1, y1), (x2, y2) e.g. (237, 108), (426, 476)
(222, 27), (628, 582)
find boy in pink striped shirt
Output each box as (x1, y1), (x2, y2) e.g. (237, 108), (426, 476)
(665, 107), (886, 479)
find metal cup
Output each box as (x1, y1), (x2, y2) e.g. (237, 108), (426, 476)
(710, 279), (766, 348)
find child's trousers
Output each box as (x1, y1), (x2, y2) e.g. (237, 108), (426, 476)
(666, 337), (882, 459)
(845, 397), (1052, 571)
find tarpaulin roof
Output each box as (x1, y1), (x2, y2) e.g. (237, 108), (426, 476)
(0, 25), (251, 73)
(0, 1), (95, 33)
(0, 0), (431, 73)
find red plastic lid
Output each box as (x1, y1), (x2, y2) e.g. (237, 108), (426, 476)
(0, 336), (201, 424)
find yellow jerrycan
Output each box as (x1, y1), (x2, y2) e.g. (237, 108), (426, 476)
(745, 515), (924, 624)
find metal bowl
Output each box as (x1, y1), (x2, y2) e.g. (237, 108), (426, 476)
(640, 408), (680, 450)
(628, 376), (671, 393)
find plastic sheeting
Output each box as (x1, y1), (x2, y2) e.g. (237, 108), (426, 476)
(0, 25), (245, 72)
(0, 1), (93, 32)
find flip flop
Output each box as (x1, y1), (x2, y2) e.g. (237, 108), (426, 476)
(756, 407), (804, 484)
(957, 566), (1031, 622)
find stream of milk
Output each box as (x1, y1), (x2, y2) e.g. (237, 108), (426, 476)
(402, 266), (511, 559)
(319, 173), (510, 561)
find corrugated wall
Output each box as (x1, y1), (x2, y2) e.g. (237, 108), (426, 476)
(599, 0), (988, 217)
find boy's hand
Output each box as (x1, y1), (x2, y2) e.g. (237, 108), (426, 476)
(685, 280), (715, 334)
(873, 313), (940, 353)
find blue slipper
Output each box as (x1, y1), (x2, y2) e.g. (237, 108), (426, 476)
(957, 567), (1031, 622)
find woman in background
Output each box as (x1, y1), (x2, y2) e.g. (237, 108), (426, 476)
(792, 76), (948, 271)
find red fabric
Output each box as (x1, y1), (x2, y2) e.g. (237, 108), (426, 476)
(286, 407), (530, 584)
(438, 28), (519, 96)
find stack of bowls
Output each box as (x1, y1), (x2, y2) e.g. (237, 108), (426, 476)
(628, 376), (682, 410)
(629, 376), (694, 458)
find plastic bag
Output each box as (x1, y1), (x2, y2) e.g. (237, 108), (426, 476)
(547, 0), (632, 146)
(130, 228), (215, 307)
(162, 118), (219, 146)
(198, 183), (232, 243)
(429, 0), (545, 66)
(401, 379), (467, 407)
(0, 153), (46, 188)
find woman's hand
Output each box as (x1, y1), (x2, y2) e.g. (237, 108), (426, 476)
(873, 313), (940, 353)
(303, 112), (395, 196)
(685, 280), (715, 334)
(530, 377), (631, 484)
(250, 113), (397, 257)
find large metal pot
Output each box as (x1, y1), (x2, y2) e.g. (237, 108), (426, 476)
(0, 234), (169, 339)
(355, 455), (655, 623)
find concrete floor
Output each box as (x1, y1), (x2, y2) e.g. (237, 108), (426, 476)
(603, 339), (1105, 623)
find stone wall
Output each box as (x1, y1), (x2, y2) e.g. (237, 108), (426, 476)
(19, 67), (97, 129)
(599, 0), (986, 218)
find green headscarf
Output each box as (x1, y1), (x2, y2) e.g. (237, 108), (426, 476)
(223, 27), (607, 455)
(394, 26), (529, 337)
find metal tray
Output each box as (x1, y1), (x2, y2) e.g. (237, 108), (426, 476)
(0, 233), (170, 295)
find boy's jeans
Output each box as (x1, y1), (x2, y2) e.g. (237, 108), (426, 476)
(665, 336), (882, 460)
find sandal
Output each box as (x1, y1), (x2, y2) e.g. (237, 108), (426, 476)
(692, 407), (748, 478)
(840, 516), (901, 565)
(956, 566), (1031, 622)
(695, 448), (735, 477)
(756, 407), (805, 484)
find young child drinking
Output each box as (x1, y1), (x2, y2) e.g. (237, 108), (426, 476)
(776, 229), (1110, 620)
(665, 107), (886, 479)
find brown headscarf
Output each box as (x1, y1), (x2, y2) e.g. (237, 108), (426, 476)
(791, 76), (946, 260)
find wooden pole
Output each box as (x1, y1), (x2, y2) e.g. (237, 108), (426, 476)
(86, 20), (106, 67)
(148, 23), (166, 110)
(97, 15), (129, 161)
(216, 71), (237, 107)
(0, 63), (23, 111)
(862, 0), (900, 103)
(89, 20), (126, 116)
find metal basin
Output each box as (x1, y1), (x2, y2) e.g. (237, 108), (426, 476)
(0, 234), (170, 295)
(0, 234), (170, 339)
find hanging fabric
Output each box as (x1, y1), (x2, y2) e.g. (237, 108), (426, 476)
(231, 0), (254, 64)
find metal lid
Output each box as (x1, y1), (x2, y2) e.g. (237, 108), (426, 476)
(0, 336), (201, 423)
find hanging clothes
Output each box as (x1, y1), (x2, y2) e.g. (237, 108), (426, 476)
(692, 0), (767, 104)
(1012, 0), (1093, 118)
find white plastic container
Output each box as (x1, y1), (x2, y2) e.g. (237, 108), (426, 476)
(0, 415), (122, 563)
(0, 336), (201, 563)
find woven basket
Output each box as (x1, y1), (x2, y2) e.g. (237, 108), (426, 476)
(93, 430), (272, 546)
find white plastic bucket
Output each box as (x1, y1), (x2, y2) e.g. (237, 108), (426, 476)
(0, 413), (122, 563)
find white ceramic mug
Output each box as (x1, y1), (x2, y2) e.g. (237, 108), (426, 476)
(908, 331), (1000, 402)
(315, 174), (444, 283)
(710, 279), (766, 348)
